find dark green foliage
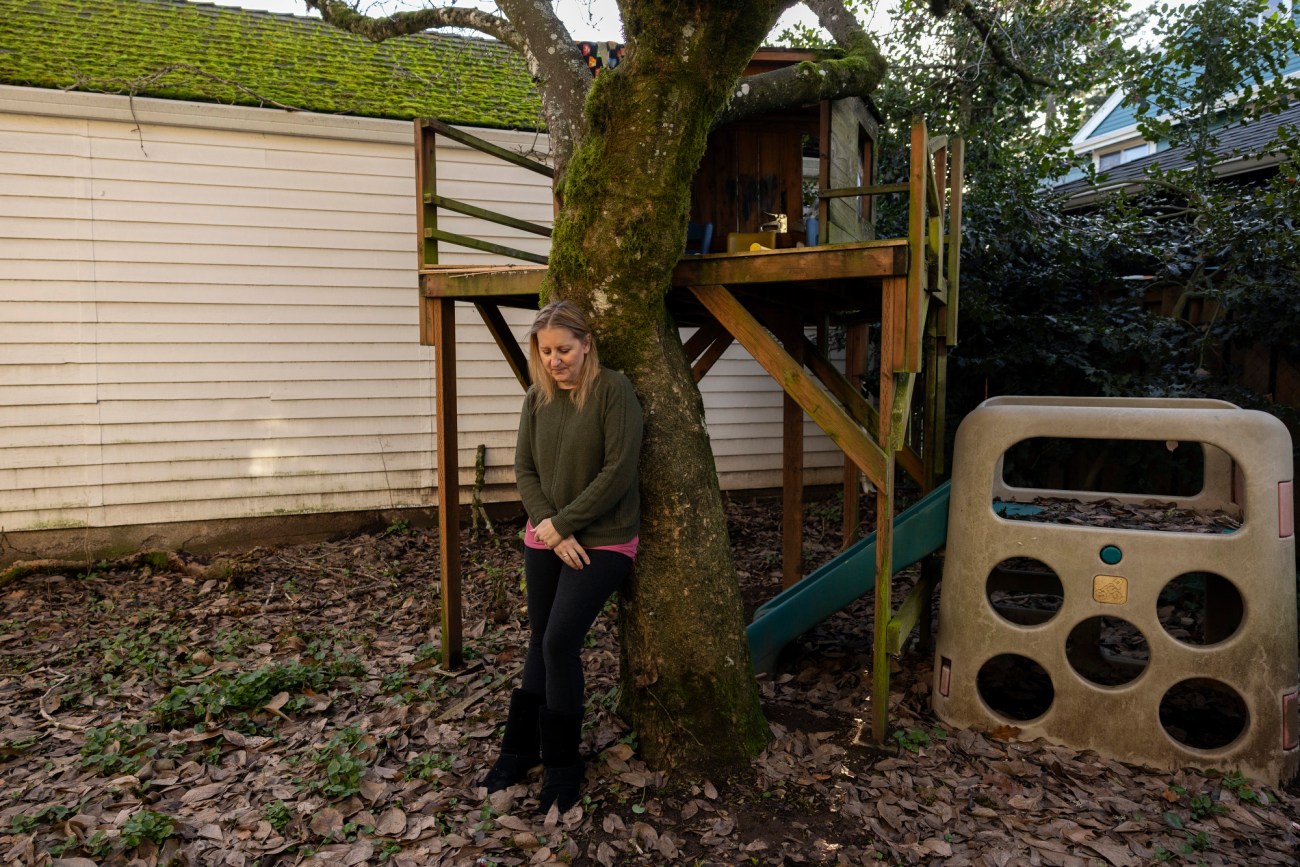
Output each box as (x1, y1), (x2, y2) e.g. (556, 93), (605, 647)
(854, 0), (1297, 447)
(153, 654), (364, 729)
(119, 810), (175, 849)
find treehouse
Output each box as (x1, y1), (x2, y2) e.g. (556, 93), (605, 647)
(416, 50), (964, 742)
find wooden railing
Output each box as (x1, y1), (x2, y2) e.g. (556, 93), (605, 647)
(416, 118), (553, 267)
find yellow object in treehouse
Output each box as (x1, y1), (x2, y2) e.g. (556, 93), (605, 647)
(727, 231), (776, 253)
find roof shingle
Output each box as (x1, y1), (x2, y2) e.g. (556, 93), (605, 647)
(0, 0), (544, 130)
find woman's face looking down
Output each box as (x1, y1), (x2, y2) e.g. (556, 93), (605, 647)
(536, 326), (591, 389)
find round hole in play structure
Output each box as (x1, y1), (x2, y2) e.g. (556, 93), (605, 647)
(1065, 616), (1150, 686)
(976, 653), (1055, 721)
(986, 558), (1063, 626)
(1156, 571), (1244, 646)
(1159, 678), (1249, 750)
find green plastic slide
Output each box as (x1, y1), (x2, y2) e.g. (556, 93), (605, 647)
(747, 480), (953, 673)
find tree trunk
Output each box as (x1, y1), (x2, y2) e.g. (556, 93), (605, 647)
(541, 11), (780, 770)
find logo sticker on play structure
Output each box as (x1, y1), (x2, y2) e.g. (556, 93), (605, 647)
(1092, 575), (1128, 605)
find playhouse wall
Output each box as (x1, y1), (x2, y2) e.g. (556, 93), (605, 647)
(0, 85), (842, 541)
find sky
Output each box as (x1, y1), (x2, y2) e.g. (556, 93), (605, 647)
(188, 0), (825, 42)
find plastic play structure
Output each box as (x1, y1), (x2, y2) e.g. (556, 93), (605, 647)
(747, 396), (1298, 784)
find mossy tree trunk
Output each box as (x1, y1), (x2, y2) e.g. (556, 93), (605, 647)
(541, 6), (785, 768)
(311, 0), (889, 774)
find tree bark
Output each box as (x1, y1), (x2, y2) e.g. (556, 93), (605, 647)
(541, 4), (788, 768)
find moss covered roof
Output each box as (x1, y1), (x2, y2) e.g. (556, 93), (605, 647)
(0, 0), (544, 129)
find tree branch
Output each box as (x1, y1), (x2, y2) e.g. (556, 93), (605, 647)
(306, 0), (522, 51)
(495, 0), (591, 171)
(713, 0), (886, 128)
(307, 1), (589, 175)
(950, 0), (1054, 89)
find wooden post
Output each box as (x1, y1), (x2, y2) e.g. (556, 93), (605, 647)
(906, 119), (927, 373)
(432, 298), (463, 669)
(946, 137), (965, 347)
(416, 121), (439, 269)
(842, 322), (868, 547)
(781, 317), (805, 588)
(872, 275), (906, 742)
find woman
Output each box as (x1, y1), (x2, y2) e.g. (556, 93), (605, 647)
(483, 300), (643, 813)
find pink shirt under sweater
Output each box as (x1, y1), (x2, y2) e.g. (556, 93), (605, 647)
(524, 520), (638, 560)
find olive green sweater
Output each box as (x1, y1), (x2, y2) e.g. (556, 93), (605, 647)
(514, 368), (643, 546)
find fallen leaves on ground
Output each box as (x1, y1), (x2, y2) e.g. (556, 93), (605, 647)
(0, 499), (1295, 865)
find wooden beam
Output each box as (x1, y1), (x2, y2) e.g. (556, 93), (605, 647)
(428, 193), (552, 238)
(819, 182), (910, 199)
(946, 137), (965, 347)
(795, 334), (882, 452)
(672, 240), (908, 287)
(899, 443), (926, 489)
(692, 332), (734, 382)
(818, 100), (831, 247)
(426, 228), (548, 266)
(885, 556), (942, 654)
(475, 302), (531, 391)
(421, 266), (548, 299)
(842, 323), (867, 547)
(420, 118), (554, 178)
(906, 119), (927, 373)
(780, 317), (805, 588)
(432, 298), (463, 670)
(416, 119), (438, 269)
(689, 284), (889, 484)
(682, 318), (726, 363)
(871, 270), (906, 742)
(889, 371), (916, 455)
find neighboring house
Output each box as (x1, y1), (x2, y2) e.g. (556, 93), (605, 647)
(0, 0), (843, 559)
(1057, 9), (1300, 204)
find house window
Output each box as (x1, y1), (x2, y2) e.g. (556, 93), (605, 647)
(1097, 141), (1150, 170)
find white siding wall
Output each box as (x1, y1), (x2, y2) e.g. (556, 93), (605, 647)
(0, 85), (841, 534)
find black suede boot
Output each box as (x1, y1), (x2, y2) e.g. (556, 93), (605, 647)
(538, 708), (585, 813)
(482, 689), (543, 792)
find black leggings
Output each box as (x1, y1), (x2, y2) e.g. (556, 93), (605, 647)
(520, 546), (632, 715)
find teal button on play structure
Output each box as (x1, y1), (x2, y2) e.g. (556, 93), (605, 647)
(1100, 545), (1123, 565)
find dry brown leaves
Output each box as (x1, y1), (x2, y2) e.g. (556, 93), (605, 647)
(0, 500), (1295, 866)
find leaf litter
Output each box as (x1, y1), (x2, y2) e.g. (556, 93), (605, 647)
(0, 498), (1296, 865)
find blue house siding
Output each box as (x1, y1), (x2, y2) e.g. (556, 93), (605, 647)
(1091, 101), (1140, 137)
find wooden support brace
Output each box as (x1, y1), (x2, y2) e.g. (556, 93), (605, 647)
(842, 323), (868, 546)
(474, 302), (531, 391)
(889, 371), (916, 455)
(780, 317), (805, 588)
(692, 332), (734, 382)
(798, 334), (880, 438)
(689, 284), (889, 485)
(682, 318), (726, 363)
(885, 554), (943, 654)
(432, 298), (464, 670)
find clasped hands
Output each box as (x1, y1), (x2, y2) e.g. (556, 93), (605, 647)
(534, 518), (590, 570)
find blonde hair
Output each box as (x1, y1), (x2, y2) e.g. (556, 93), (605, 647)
(527, 300), (601, 410)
